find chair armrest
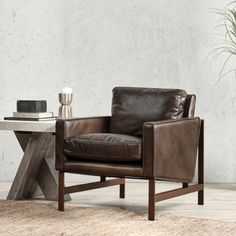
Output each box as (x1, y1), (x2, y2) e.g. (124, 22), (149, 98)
(55, 116), (110, 170)
(143, 117), (201, 182)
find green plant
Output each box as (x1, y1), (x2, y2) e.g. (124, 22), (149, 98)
(213, 1), (236, 79)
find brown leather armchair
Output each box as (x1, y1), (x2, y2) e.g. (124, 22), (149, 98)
(56, 87), (204, 220)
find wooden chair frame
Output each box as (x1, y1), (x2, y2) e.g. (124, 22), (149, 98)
(58, 120), (204, 220)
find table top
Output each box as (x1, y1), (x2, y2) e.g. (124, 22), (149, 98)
(0, 120), (56, 133)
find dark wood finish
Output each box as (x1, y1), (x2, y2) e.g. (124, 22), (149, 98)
(58, 171), (65, 211)
(100, 176), (106, 182)
(119, 178), (125, 198)
(155, 184), (203, 202)
(148, 179), (155, 221)
(182, 183), (189, 188)
(64, 178), (125, 194)
(198, 120), (204, 205)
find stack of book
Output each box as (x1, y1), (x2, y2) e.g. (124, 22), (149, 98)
(4, 100), (57, 121)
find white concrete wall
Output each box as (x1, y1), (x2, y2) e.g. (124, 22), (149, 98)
(0, 0), (235, 183)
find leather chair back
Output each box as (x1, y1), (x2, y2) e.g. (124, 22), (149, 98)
(109, 87), (189, 136)
(183, 95), (196, 118)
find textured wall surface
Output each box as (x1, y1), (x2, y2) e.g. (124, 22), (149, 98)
(0, 0), (235, 182)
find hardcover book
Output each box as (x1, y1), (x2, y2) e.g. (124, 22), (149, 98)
(4, 116), (57, 121)
(13, 112), (53, 118)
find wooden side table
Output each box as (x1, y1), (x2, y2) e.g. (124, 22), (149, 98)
(0, 120), (70, 201)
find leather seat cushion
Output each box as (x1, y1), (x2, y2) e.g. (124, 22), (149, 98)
(110, 87), (187, 136)
(64, 133), (142, 162)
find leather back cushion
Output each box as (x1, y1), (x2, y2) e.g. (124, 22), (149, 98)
(109, 87), (187, 136)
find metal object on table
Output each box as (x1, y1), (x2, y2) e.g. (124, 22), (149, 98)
(58, 91), (73, 119)
(59, 93), (73, 105)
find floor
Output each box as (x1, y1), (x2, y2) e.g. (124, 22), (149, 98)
(1, 180), (236, 222)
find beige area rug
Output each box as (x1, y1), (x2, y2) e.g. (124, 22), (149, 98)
(0, 200), (236, 236)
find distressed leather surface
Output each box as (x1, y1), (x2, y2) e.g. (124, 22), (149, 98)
(143, 117), (201, 182)
(64, 133), (142, 162)
(55, 117), (110, 170)
(55, 88), (200, 183)
(110, 87), (187, 136)
(64, 161), (143, 177)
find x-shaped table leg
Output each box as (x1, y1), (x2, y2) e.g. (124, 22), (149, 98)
(7, 131), (70, 201)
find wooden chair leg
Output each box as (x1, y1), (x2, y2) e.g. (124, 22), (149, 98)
(198, 189), (204, 205)
(119, 178), (125, 198)
(58, 171), (65, 211)
(148, 178), (155, 221)
(182, 183), (188, 188)
(198, 120), (204, 205)
(100, 176), (106, 182)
